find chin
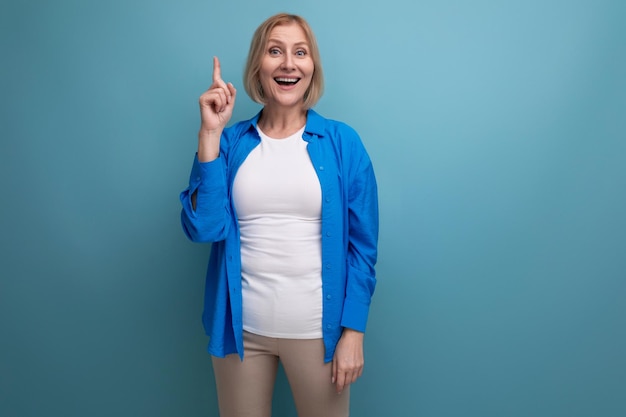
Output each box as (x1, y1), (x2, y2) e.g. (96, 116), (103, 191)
(268, 96), (306, 108)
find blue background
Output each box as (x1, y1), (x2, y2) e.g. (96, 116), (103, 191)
(2, 0), (625, 416)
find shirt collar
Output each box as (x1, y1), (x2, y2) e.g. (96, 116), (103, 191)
(244, 109), (326, 139)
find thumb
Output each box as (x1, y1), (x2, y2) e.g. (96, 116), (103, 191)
(227, 82), (237, 106)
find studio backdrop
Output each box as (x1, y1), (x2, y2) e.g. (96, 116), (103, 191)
(1, 0), (625, 416)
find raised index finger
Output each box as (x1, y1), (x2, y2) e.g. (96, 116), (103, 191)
(212, 56), (222, 84)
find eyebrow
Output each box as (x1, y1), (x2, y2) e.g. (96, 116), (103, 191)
(267, 39), (309, 47)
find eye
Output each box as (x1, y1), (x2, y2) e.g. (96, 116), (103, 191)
(269, 47), (281, 56)
(295, 49), (307, 57)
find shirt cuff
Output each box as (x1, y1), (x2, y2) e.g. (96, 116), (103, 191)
(340, 298), (370, 333)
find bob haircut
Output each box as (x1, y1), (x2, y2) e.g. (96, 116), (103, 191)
(243, 13), (324, 109)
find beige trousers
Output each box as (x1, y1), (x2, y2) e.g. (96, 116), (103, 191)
(212, 331), (350, 417)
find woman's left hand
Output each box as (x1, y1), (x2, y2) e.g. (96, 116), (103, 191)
(332, 328), (364, 394)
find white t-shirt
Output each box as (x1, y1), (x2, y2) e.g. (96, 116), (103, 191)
(232, 126), (323, 338)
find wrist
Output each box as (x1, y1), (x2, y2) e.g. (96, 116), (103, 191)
(342, 328), (364, 339)
(197, 130), (221, 162)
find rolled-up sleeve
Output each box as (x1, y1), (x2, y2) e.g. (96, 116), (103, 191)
(180, 154), (231, 243)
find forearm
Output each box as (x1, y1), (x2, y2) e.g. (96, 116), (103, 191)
(193, 128), (225, 209)
(197, 128), (222, 162)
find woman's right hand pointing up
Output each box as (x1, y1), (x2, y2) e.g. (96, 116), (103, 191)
(198, 56), (237, 162)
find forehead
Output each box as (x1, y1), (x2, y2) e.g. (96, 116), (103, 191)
(267, 23), (309, 44)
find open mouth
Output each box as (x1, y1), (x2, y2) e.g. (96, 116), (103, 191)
(274, 77), (300, 86)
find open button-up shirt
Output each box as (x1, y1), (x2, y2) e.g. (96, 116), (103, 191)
(180, 109), (378, 362)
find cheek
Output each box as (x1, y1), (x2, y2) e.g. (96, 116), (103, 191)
(259, 69), (274, 85)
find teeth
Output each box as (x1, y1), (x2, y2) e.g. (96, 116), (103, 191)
(275, 78), (299, 83)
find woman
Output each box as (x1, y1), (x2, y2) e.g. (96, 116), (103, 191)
(180, 13), (378, 417)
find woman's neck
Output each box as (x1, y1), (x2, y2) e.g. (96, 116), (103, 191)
(257, 105), (307, 139)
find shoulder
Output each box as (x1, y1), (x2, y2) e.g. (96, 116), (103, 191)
(307, 109), (362, 144)
(307, 110), (373, 171)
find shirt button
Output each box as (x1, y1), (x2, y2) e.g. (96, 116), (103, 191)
(326, 324), (332, 329)
(326, 263), (331, 269)
(325, 197), (331, 203)
(319, 166), (325, 171)
(326, 294), (332, 300)
(326, 232), (332, 237)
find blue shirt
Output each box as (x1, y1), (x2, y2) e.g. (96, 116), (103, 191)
(180, 109), (378, 362)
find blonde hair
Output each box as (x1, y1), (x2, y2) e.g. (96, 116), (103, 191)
(243, 13), (324, 109)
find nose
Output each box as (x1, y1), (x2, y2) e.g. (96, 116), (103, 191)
(280, 53), (295, 71)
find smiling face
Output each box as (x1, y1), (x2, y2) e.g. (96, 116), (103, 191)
(257, 23), (315, 110)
